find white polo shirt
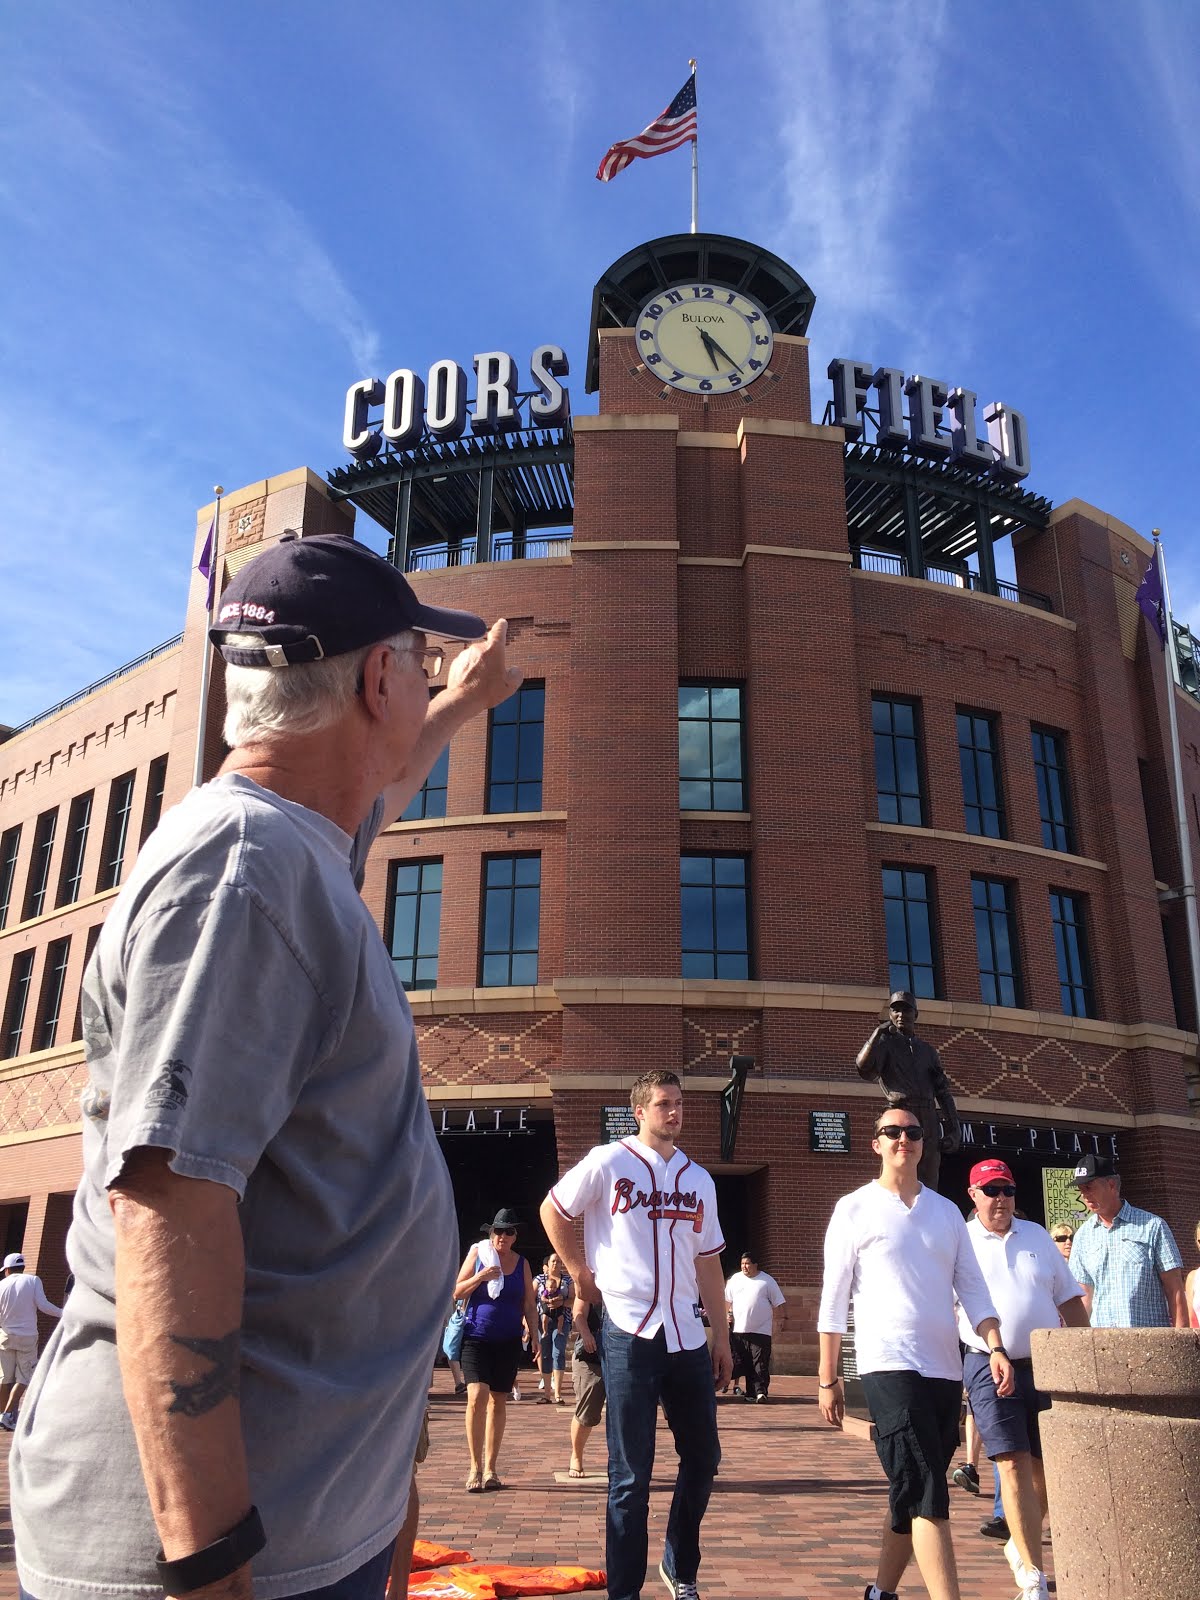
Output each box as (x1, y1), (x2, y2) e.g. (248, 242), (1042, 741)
(956, 1216), (1086, 1358)
(549, 1138), (724, 1351)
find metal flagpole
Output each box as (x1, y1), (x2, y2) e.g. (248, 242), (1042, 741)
(689, 59), (698, 234)
(192, 485), (223, 789)
(1154, 529), (1200, 1039)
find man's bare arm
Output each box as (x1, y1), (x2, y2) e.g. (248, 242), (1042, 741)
(1057, 1295), (1090, 1328)
(1161, 1266), (1188, 1328)
(694, 1254), (732, 1389)
(109, 1147), (253, 1598)
(380, 619), (523, 822)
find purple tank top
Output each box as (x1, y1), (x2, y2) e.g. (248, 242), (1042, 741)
(464, 1255), (525, 1341)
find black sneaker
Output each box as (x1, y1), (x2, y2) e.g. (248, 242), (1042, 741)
(659, 1559), (698, 1600)
(951, 1462), (981, 1494)
(979, 1516), (1010, 1540)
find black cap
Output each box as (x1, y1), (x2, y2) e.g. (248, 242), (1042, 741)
(1069, 1152), (1118, 1186)
(210, 533), (487, 667)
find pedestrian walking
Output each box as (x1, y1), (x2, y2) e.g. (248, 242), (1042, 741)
(955, 1158), (1089, 1600)
(535, 1253), (574, 1404)
(1049, 1221), (1075, 1261)
(455, 1208), (538, 1492)
(540, 1068), (731, 1600)
(568, 1290), (606, 1479)
(0, 1254), (61, 1430)
(1186, 1220), (1200, 1328)
(724, 1252), (785, 1402)
(1067, 1153), (1187, 1327)
(817, 1104), (1014, 1600)
(10, 532), (520, 1600)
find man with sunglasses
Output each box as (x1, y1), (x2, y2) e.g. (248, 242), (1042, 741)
(957, 1159), (1089, 1600)
(13, 533), (522, 1600)
(856, 991), (961, 1190)
(819, 1107), (1012, 1600)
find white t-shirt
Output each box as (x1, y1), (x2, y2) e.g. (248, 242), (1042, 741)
(817, 1180), (997, 1380)
(956, 1216), (1086, 1358)
(0, 1275), (60, 1340)
(725, 1270), (784, 1336)
(549, 1138), (724, 1352)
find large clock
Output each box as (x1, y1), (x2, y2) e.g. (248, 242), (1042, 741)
(633, 283), (775, 394)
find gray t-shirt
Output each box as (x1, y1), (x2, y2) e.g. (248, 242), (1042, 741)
(12, 773), (456, 1599)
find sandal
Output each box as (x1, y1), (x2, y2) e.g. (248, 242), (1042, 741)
(567, 1466), (586, 1478)
(482, 1473), (504, 1491)
(466, 1472), (483, 1493)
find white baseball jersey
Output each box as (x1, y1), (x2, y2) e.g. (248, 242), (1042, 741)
(549, 1138), (724, 1351)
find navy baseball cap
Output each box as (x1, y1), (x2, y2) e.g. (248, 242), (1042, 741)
(210, 532), (487, 667)
(1070, 1152), (1118, 1185)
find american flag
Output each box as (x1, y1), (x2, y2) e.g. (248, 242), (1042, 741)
(596, 76), (697, 183)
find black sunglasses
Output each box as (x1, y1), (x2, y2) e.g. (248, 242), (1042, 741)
(492, 1227), (516, 1236)
(877, 1124), (924, 1141)
(1052, 1233), (1073, 1242)
(978, 1182), (1017, 1198)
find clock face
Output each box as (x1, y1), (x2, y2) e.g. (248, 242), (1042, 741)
(633, 284), (775, 394)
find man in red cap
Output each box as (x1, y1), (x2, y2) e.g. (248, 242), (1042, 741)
(956, 1159), (1090, 1600)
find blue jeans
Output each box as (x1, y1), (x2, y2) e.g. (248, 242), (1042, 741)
(20, 1540), (396, 1600)
(600, 1313), (720, 1600)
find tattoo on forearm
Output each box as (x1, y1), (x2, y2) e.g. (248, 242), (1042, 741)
(167, 1331), (241, 1417)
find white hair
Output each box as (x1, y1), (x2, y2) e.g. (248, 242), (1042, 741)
(221, 630), (415, 746)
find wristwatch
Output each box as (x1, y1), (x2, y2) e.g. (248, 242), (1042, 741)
(156, 1506), (266, 1594)
(988, 1344), (1008, 1358)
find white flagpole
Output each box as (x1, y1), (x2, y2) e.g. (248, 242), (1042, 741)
(192, 485), (223, 788)
(1154, 529), (1200, 1039)
(689, 59), (699, 234)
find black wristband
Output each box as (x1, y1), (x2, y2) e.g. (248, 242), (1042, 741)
(156, 1505), (265, 1595)
(989, 1345), (1008, 1359)
(818, 1378), (842, 1388)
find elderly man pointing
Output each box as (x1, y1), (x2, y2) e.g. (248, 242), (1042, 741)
(12, 533), (520, 1600)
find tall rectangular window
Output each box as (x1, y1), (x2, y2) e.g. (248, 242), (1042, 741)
(679, 684), (746, 811)
(681, 855), (751, 979)
(486, 683), (544, 813)
(73, 924), (103, 1041)
(882, 866), (937, 998)
(1051, 891), (1094, 1017)
(958, 711), (1005, 838)
(23, 810), (57, 921)
(34, 937), (71, 1052)
(387, 861), (442, 990)
(480, 855), (540, 985)
(57, 792), (94, 907)
(97, 772), (136, 892)
(872, 697), (924, 826)
(972, 876), (1021, 1006)
(0, 826), (20, 930)
(1033, 728), (1074, 853)
(2, 951), (35, 1060)
(140, 756), (169, 844)
(401, 745), (449, 822)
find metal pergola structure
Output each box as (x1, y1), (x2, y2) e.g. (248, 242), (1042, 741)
(326, 419), (574, 570)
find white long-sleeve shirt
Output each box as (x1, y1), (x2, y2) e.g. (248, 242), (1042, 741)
(0, 1274), (61, 1338)
(817, 1181), (996, 1380)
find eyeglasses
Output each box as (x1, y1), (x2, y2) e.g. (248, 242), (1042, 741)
(1052, 1233), (1073, 1242)
(877, 1125), (924, 1141)
(978, 1183), (1017, 1198)
(492, 1227), (516, 1237)
(398, 645), (444, 680)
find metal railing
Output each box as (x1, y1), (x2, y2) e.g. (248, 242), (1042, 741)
(853, 549), (1053, 612)
(8, 633), (185, 737)
(405, 532), (572, 574)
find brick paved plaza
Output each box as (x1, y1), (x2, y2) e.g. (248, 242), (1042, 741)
(0, 1369), (1050, 1599)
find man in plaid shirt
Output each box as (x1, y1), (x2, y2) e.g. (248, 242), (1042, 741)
(1068, 1154), (1186, 1327)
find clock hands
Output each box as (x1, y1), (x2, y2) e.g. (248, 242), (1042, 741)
(699, 328), (742, 374)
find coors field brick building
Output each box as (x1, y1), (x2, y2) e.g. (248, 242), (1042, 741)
(2, 233), (1199, 1370)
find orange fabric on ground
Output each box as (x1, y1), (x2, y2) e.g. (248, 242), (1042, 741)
(412, 1540), (475, 1570)
(408, 1564), (605, 1598)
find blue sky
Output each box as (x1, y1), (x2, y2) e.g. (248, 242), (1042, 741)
(2, 0), (1198, 728)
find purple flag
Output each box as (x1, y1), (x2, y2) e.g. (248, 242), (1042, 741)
(197, 516), (216, 614)
(1136, 545), (1168, 647)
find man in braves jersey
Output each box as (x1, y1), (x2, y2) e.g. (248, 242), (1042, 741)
(540, 1069), (731, 1600)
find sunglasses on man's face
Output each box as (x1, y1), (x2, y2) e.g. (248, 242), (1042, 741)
(978, 1183), (1017, 1198)
(877, 1124), (924, 1141)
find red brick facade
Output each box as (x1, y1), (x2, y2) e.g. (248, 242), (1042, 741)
(3, 313), (1199, 1372)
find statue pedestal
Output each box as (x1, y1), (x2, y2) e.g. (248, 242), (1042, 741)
(1031, 1327), (1200, 1599)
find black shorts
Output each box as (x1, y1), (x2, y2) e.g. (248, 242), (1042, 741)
(460, 1335), (521, 1395)
(862, 1370), (962, 1534)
